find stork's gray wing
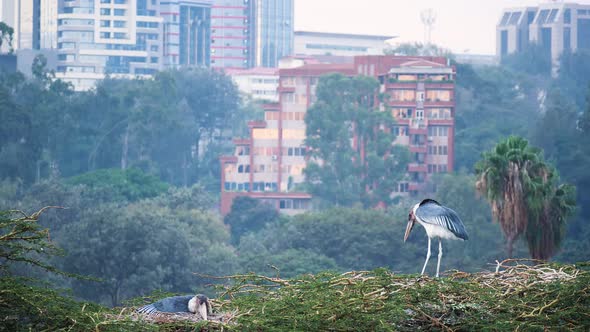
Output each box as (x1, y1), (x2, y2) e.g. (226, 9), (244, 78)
(416, 201), (469, 240)
(137, 295), (194, 317)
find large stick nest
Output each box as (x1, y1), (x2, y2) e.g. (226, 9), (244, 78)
(124, 260), (589, 331)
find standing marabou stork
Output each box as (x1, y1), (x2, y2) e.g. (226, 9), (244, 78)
(137, 294), (211, 320)
(404, 199), (469, 277)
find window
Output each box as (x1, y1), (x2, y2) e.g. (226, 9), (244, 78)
(114, 0), (126, 3)
(113, 32), (126, 39)
(100, 8), (111, 15)
(416, 109), (424, 119)
(59, 19), (93, 25)
(428, 126), (449, 137)
(564, 9), (571, 24)
(114, 9), (125, 16)
(150, 45), (158, 52)
(100, 20), (111, 27)
(237, 165), (250, 173)
(391, 89), (416, 101)
(58, 54), (75, 61)
(59, 42), (75, 49)
(100, 32), (111, 38)
(287, 147), (305, 156)
(114, 20), (126, 28)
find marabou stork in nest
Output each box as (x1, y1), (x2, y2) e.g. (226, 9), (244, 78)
(137, 294), (211, 320)
(404, 199), (469, 277)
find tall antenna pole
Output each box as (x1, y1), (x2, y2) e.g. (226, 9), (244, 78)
(420, 9), (436, 46)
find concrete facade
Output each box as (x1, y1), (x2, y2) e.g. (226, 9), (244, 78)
(220, 55), (456, 215)
(161, 0), (212, 68)
(224, 66), (279, 102)
(253, 0), (293, 68)
(294, 31), (394, 57)
(497, 2), (590, 68)
(210, 0), (255, 69)
(55, 0), (164, 90)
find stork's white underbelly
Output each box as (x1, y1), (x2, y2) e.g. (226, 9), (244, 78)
(421, 221), (462, 240)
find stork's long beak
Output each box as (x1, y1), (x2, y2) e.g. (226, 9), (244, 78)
(404, 217), (415, 242)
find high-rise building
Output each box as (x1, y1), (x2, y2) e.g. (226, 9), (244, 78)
(39, 0), (58, 49)
(161, 0), (212, 68)
(220, 55), (456, 215)
(254, 0), (293, 67)
(210, 0), (255, 69)
(497, 2), (590, 68)
(55, 0), (163, 90)
(0, 0), (39, 51)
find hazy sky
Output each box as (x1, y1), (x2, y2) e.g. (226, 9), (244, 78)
(294, 0), (590, 55)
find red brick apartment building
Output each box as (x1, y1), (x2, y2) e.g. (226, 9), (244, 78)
(220, 55), (456, 215)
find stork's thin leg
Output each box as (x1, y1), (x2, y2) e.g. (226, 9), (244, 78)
(421, 237), (432, 275)
(436, 239), (442, 278)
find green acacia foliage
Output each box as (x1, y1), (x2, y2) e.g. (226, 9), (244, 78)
(222, 263), (590, 331)
(476, 136), (576, 260)
(305, 73), (410, 208)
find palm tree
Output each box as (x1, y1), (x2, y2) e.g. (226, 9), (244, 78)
(475, 136), (575, 259)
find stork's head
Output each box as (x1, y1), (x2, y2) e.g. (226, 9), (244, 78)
(188, 294), (210, 320)
(404, 203), (419, 242)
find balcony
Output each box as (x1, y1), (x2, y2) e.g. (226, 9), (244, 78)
(233, 138), (251, 145)
(388, 100), (416, 107)
(409, 145), (428, 153)
(263, 103), (280, 110)
(386, 81), (417, 89)
(425, 82), (454, 89)
(427, 118), (454, 125)
(408, 127), (427, 135)
(408, 163), (428, 173)
(278, 85), (295, 93)
(424, 99), (454, 107)
(247, 120), (266, 128)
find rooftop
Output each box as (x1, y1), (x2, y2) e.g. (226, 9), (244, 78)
(295, 30), (396, 41)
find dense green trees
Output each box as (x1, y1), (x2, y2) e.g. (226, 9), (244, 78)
(0, 66), (241, 191)
(223, 196), (280, 245)
(304, 73), (410, 208)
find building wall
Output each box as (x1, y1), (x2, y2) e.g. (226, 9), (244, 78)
(161, 0), (212, 68)
(497, 3), (590, 71)
(226, 67), (279, 101)
(40, 0), (58, 49)
(55, 0), (163, 90)
(254, 0), (293, 67)
(220, 55), (456, 214)
(210, 0), (255, 69)
(293, 31), (394, 57)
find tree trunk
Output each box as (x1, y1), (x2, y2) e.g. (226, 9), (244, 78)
(121, 125), (129, 170)
(506, 236), (514, 258)
(194, 132), (201, 182)
(182, 153), (188, 187)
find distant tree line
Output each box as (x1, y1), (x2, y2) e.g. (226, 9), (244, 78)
(0, 58), (249, 191)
